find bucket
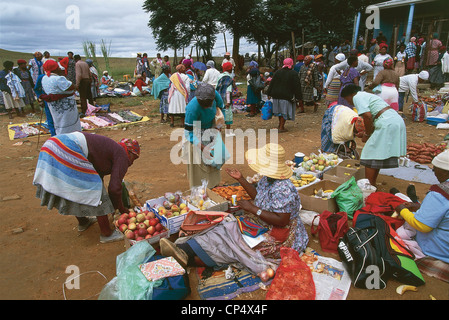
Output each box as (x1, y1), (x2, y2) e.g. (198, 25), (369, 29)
(294, 152), (305, 165)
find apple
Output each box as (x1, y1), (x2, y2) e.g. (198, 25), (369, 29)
(171, 204), (180, 212)
(159, 208), (166, 216)
(165, 211), (173, 218)
(153, 231), (160, 236)
(125, 230), (135, 240)
(120, 213), (129, 220)
(119, 224), (128, 233)
(180, 209), (188, 215)
(128, 222), (137, 231)
(145, 234), (152, 239)
(173, 212), (180, 216)
(318, 165), (325, 171)
(146, 211), (155, 219)
(163, 200), (171, 209)
(114, 220), (120, 228)
(137, 228), (148, 237)
(148, 218), (158, 226)
(127, 217), (137, 224)
(137, 222), (147, 230)
(147, 226), (155, 235)
(136, 236), (144, 241)
(179, 203), (187, 210)
(318, 159), (325, 165)
(128, 211), (137, 218)
(136, 213), (146, 223)
(117, 217), (128, 226)
(303, 156), (310, 162)
(155, 223), (163, 232)
(143, 219), (150, 228)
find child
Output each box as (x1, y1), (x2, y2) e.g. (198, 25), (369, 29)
(395, 44), (407, 77)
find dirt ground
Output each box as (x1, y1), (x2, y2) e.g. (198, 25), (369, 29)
(0, 88), (448, 301)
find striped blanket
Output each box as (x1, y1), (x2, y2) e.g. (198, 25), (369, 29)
(33, 132), (103, 206)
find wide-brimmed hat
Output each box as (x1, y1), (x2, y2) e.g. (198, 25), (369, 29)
(432, 149), (449, 171)
(245, 143), (292, 180)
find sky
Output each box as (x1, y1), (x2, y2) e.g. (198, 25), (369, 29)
(0, 0), (258, 58)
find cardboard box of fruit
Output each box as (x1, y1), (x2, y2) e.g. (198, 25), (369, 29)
(297, 180), (341, 213)
(144, 193), (193, 235)
(113, 209), (169, 248)
(296, 152), (342, 179)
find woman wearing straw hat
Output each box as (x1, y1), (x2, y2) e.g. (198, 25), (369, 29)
(161, 143), (309, 270)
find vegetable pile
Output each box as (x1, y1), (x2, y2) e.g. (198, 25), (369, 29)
(406, 142), (448, 164)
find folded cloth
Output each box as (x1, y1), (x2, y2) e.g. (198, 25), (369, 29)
(139, 257), (185, 282)
(237, 217), (269, 238)
(33, 132), (103, 206)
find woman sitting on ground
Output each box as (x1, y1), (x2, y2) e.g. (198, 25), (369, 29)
(160, 143), (309, 273)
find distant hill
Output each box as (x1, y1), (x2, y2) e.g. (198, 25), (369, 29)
(0, 48), (138, 79)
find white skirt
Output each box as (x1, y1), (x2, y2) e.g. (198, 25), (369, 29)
(168, 90), (187, 114)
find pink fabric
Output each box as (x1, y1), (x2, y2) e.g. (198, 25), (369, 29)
(396, 223), (426, 260)
(283, 58), (294, 69)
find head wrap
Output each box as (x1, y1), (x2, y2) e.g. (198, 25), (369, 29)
(119, 139), (140, 160)
(43, 60), (59, 76)
(222, 62), (233, 72)
(383, 58), (394, 69)
(17, 59), (27, 65)
(182, 59), (191, 68)
(195, 83), (216, 101)
(352, 117), (366, 137)
(282, 58), (294, 69)
(335, 53), (346, 62)
(410, 37), (416, 43)
(432, 149), (449, 171)
(176, 64), (186, 73)
(206, 60), (215, 68)
(225, 52), (231, 56)
(349, 49), (359, 56)
(379, 43), (388, 50)
(85, 59), (93, 66)
(418, 70), (429, 81)
(297, 55), (305, 62)
(249, 61), (259, 68)
(103, 70), (109, 75)
(161, 64), (170, 73)
(314, 54), (323, 61)
(304, 55), (314, 64)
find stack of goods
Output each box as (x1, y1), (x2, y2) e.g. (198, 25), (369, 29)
(289, 174), (319, 189)
(184, 182), (218, 210)
(298, 153), (340, 173)
(406, 142), (448, 164)
(9, 122), (50, 139)
(80, 110), (143, 130)
(211, 185), (251, 202)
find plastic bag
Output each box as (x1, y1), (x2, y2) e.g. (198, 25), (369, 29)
(98, 241), (162, 300)
(261, 100), (273, 120)
(331, 176), (364, 219)
(265, 247), (315, 300)
(203, 131), (230, 169)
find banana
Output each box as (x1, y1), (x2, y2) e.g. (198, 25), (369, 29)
(301, 174), (314, 179)
(324, 190), (334, 194)
(396, 285), (418, 295)
(429, 295), (437, 300)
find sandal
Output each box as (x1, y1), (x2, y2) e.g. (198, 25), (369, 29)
(78, 216), (97, 232)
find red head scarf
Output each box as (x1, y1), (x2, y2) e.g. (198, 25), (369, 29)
(43, 60), (59, 76)
(119, 139), (140, 161)
(383, 58), (394, 70)
(222, 62), (233, 72)
(283, 58), (294, 69)
(379, 43), (388, 50)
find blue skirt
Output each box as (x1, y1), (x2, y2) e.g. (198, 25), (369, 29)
(246, 85), (261, 105)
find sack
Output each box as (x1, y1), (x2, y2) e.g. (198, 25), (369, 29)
(266, 247), (316, 300)
(214, 107), (225, 130)
(331, 177), (364, 219)
(311, 211), (349, 254)
(145, 255), (190, 300)
(261, 100), (273, 120)
(249, 75), (265, 93)
(412, 101), (428, 122)
(338, 214), (425, 289)
(179, 210), (228, 237)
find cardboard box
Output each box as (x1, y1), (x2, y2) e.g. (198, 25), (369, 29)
(185, 188), (230, 212)
(298, 180), (341, 213)
(144, 197), (191, 235)
(323, 165), (365, 184)
(124, 229), (169, 250)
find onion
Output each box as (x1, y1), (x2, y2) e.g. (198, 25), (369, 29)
(266, 268), (275, 279)
(259, 271), (269, 282)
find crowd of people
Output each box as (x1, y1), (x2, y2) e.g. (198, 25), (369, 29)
(2, 39), (446, 290)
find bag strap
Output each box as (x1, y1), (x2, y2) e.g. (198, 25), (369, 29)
(311, 215), (320, 235)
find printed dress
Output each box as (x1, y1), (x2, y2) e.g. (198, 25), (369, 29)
(245, 176), (309, 259)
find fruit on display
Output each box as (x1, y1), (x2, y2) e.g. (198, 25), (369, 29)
(114, 210), (167, 242)
(151, 191), (191, 216)
(290, 174), (317, 188)
(406, 142), (447, 164)
(313, 188), (334, 200)
(301, 153), (339, 173)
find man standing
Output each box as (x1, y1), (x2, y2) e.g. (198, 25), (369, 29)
(28, 51), (44, 84)
(74, 55), (93, 116)
(67, 52), (76, 84)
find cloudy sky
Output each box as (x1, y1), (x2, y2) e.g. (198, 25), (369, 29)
(0, 0), (257, 58)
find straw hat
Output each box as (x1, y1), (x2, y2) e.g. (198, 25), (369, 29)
(245, 143), (293, 180)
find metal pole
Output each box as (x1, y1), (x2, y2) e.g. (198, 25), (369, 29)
(405, 4), (415, 45)
(352, 12), (362, 49)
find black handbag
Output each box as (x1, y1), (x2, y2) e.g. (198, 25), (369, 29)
(338, 226), (388, 289)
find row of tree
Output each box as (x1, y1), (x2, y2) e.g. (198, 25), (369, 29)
(143, 0), (383, 71)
